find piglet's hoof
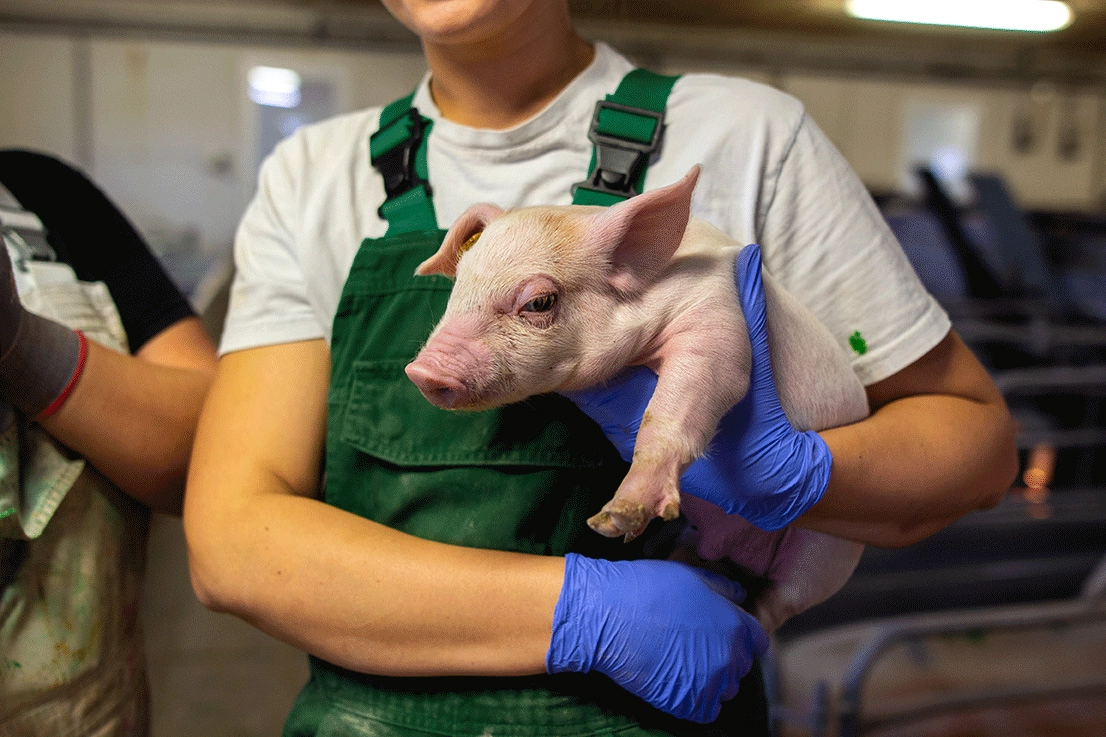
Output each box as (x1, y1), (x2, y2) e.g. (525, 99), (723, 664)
(587, 497), (681, 541)
(587, 500), (648, 540)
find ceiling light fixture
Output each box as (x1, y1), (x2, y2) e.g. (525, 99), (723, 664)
(846, 0), (1074, 32)
(248, 66), (302, 109)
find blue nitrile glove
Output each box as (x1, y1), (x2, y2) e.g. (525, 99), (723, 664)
(546, 553), (770, 723)
(562, 244), (833, 531)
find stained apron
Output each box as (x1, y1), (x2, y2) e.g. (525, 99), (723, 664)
(0, 252), (149, 736)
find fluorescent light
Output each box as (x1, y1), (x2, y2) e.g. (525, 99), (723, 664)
(847, 0), (1073, 32)
(248, 66), (302, 108)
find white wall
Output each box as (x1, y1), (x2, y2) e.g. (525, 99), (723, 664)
(1, 29), (1103, 282)
(0, 30), (428, 279)
(659, 54), (1106, 211)
(0, 33), (79, 163)
(89, 40), (244, 258)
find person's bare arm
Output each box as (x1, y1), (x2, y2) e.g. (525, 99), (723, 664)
(802, 331), (1019, 547)
(38, 316), (217, 514)
(183, 339), (565, 677)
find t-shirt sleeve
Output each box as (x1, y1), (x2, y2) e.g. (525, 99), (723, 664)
(218, 137), (325, 355)
(0, 149), (194, 354)
(756, 113), (951, 386)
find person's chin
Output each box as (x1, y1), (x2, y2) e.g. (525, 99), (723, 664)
(392, 0), (537, 47)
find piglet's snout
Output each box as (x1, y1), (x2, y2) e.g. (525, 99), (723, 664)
(406, 329), (496, 409)
(405, 361), (469, 408)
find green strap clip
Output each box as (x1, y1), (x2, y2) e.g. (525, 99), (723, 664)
(572, 69), (679, 207)
(370, 95), (438, 234)
(370, 67), (679, 234)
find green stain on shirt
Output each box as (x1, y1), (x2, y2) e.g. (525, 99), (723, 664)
(849, 331), (868, 356)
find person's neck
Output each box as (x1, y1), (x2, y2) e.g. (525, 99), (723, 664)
(423, 8), (594, 130)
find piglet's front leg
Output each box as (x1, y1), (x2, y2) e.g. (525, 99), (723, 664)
(585, 400), (689, 540)
(587, 325), (749, 540)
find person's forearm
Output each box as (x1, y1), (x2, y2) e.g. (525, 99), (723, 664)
(799, 333), (1019, 547)
(187, 481), (564, 677)
(38, 333), (214, 513)
(804, 394), (1017, 546)
(185, 340), (564, 677)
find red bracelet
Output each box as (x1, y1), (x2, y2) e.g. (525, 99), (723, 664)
(37, 330), (89, 420)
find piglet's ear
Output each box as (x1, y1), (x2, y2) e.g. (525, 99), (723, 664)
(415, 203), (504, 277)
(589, 166), (699, 294)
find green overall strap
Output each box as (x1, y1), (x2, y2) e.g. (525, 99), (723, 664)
(370, 93), (438, 235)
(572, 68), (680, 207)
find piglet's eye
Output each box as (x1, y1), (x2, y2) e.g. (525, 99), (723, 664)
(522, 294), (557, 312)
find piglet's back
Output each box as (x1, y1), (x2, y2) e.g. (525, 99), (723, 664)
(664, 217), (868, 434)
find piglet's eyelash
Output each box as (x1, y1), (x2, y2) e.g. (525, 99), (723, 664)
(522, 294), (557, 312)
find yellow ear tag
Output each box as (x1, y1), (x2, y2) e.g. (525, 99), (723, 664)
(458, 232), (481, 257)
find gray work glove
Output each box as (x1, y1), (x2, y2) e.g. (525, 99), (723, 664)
(0, 241), (83, 418)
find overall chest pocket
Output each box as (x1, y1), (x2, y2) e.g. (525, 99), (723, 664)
(339, 360), (605, 469)
(327, 359), (619, 554)
(325, 232), (625, 554)
(325, 354), (632, 553)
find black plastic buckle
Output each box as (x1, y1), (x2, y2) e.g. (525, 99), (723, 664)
(370, 109), (432, 215)
(0, 207), (55, 269)
(572, 100), (665, 199)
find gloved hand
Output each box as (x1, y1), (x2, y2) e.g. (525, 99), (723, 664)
(0, 239), (85, 418)
(562, 244), (832, 531)
(546, 553), (769, 723)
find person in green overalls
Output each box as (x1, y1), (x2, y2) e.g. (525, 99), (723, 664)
(184, 0), (1019, 735)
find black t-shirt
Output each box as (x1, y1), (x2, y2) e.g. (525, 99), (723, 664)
(0, 149), (194, 353)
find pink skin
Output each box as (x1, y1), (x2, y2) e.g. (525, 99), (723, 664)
(676, 494), (861, 632)
(405, 313), (500, 409)
(406, 165), (869, 633)
(588, 306), (747, 539)
(409, 167), (749, 538)
(405, 274), (562, 408)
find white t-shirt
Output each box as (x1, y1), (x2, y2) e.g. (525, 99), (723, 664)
(222, 42), (949, 386)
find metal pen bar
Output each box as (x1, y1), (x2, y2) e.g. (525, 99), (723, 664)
(837, 600), (1106, 737)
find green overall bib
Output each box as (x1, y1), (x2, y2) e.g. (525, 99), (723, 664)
(285, 71), (768, 737)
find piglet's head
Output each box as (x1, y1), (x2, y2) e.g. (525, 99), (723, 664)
(405, 166), (700, 410)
